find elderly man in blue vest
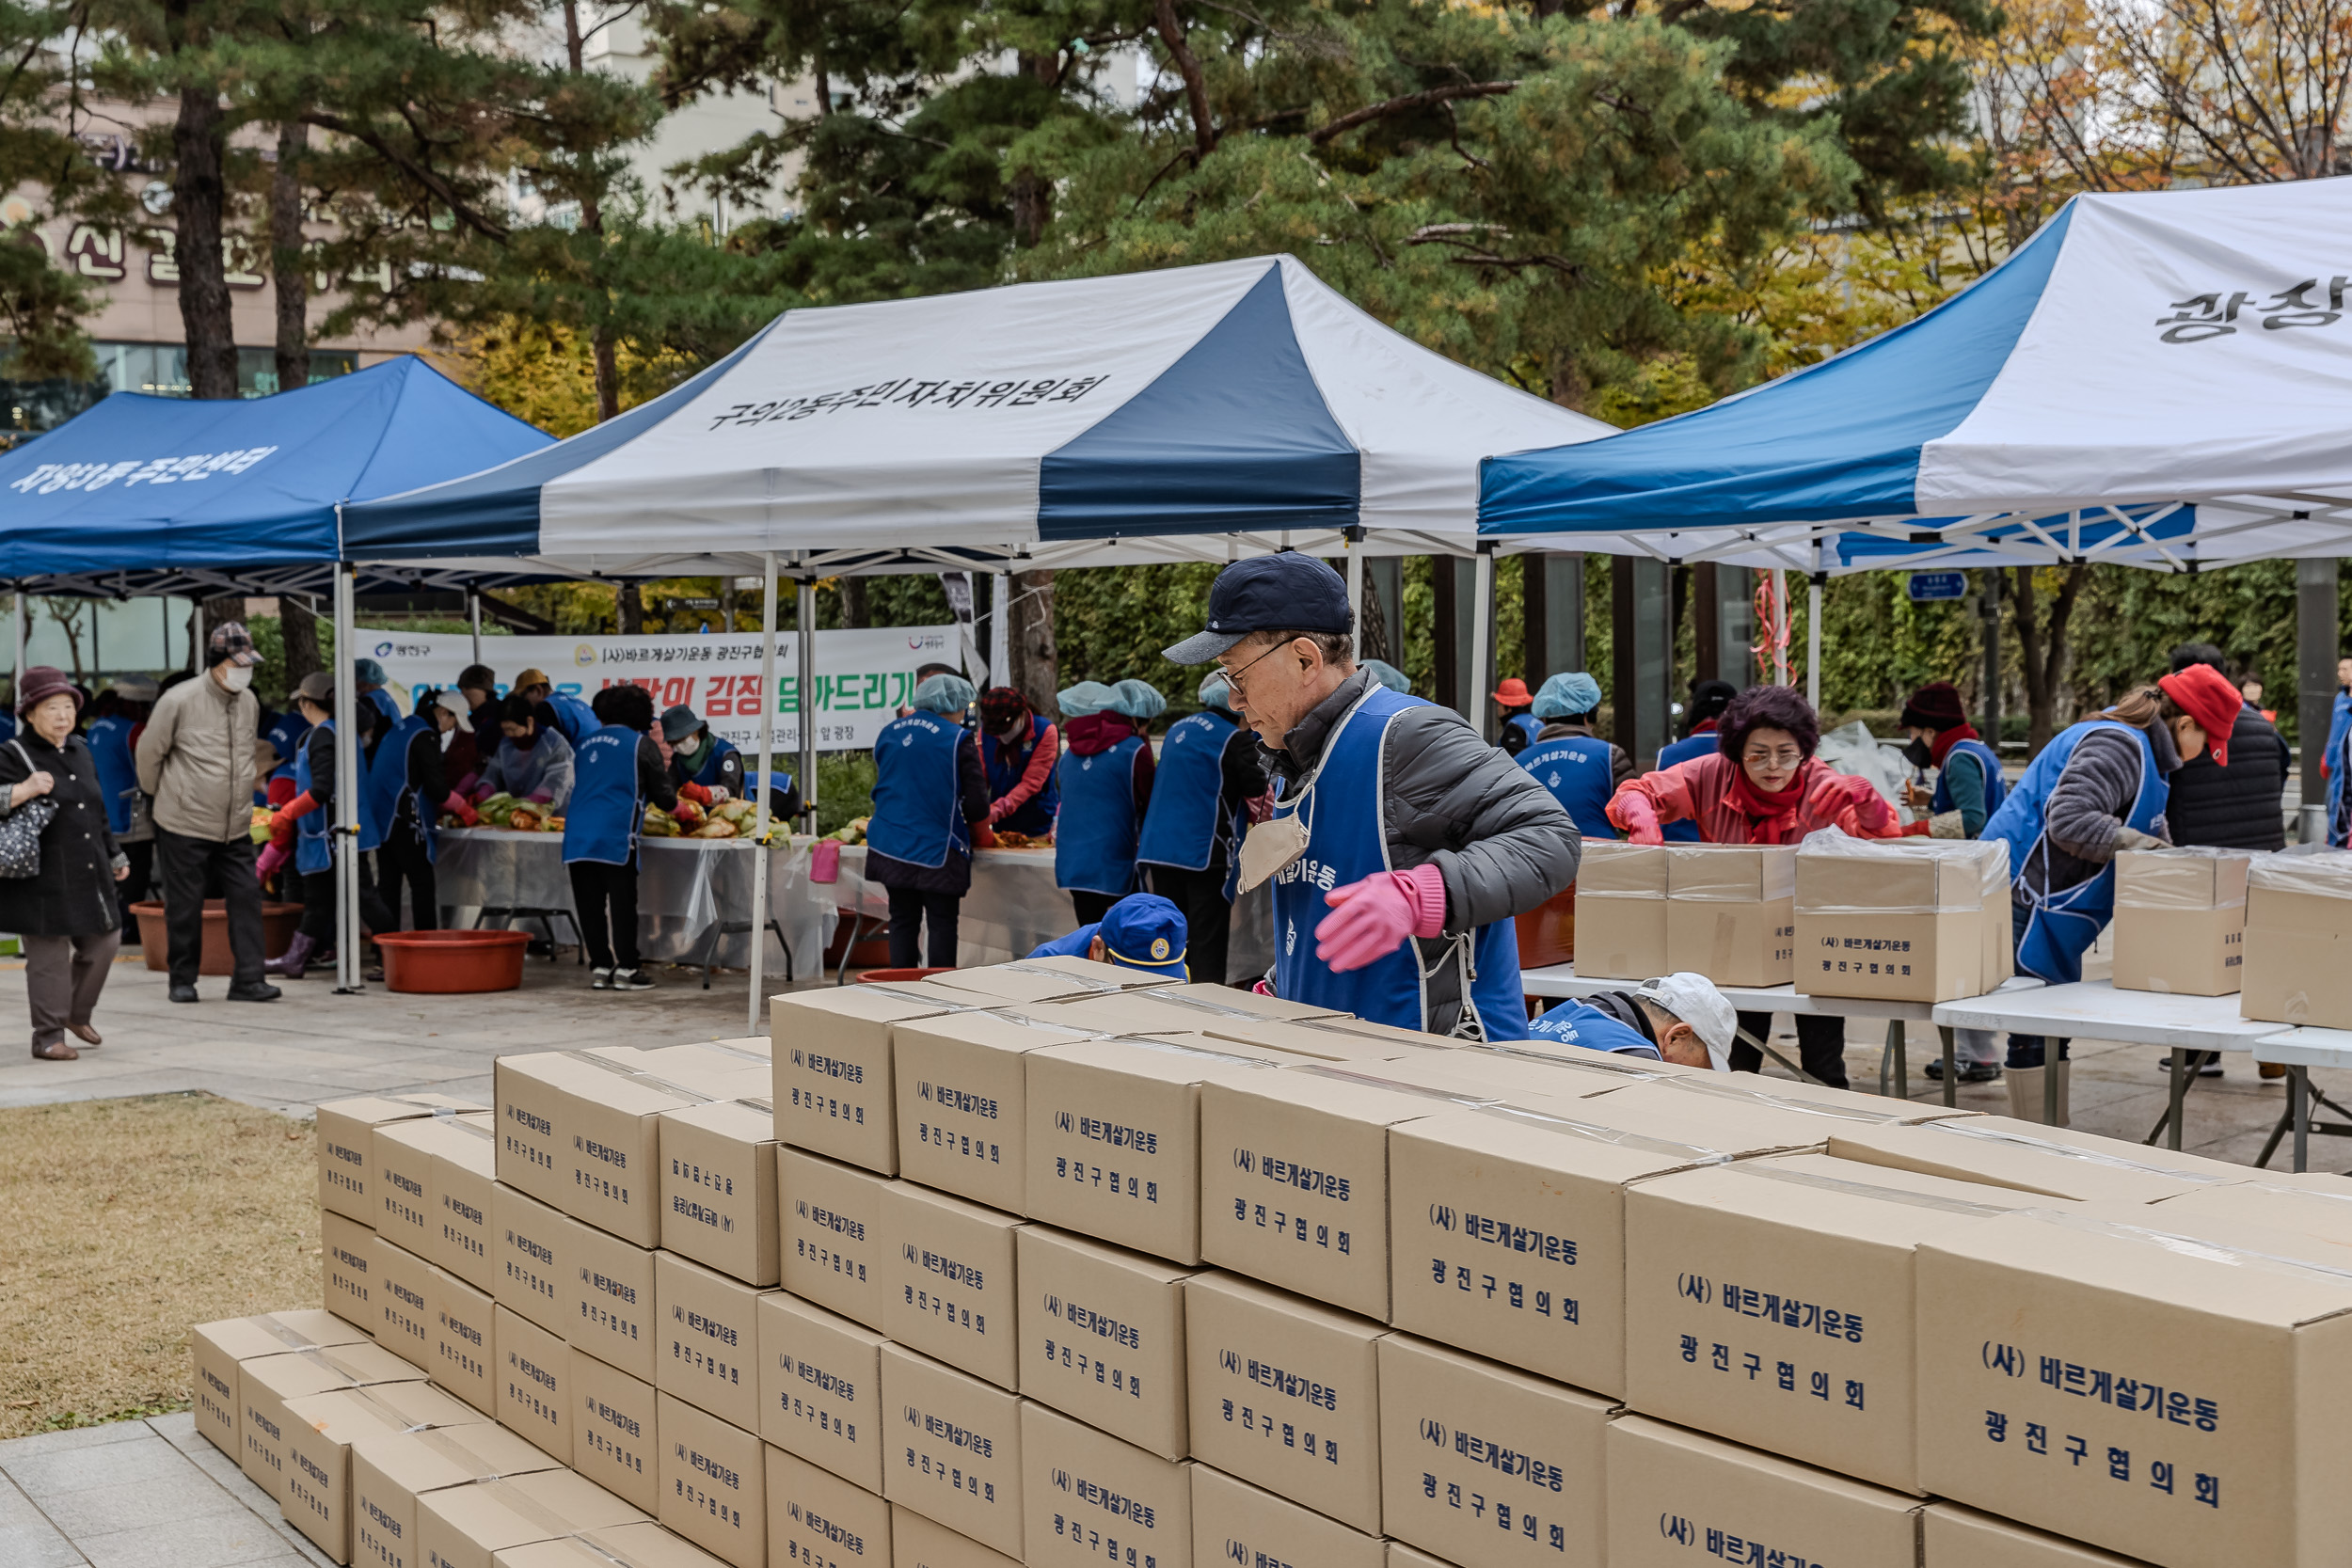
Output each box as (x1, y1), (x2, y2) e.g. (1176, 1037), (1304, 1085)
(1163, 555), (1581, 1039)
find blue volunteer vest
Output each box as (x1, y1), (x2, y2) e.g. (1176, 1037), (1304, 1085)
(1504, 713), (1542, 751)
(360, 715), (435, 859)
(265, 709), (310, 784)
(1983, 720), (2167, 984)
(1271, 684), (1529, 1039)
(564, 724), (648, 867)
(866, 712), (971, 870)
(1136, 710), (1245, 897)
(685, 734), (740, 788)
(1520, 733), (1618, 841)
(1528, 997), (1661, 1059)
(1654, 732), (1718, 842)
(1056, 734), (1145, 895)
(981, 716), (1059, 836)
(545, 692), (599, 747)
(1931, 737), (2009, 826)
(294, 721), (335, 877)
(86, 715), (138, 835)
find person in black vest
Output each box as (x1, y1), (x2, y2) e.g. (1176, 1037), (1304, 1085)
(2163, 644), (2288, 853)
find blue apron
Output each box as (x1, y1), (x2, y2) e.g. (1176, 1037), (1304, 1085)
(294, 721), (335, 877)
(1931, 737), (2009, 826)
(1519, 733), (1618, 841)
(867, 713), (969, 869)
(1503, 713), (1542, 751)
(86, 715), (138, 835)
(264, 709), (310, 785)
(1529, 997), (1661, 1059)
(982, 716), (1059, 836)
(1056, 734), (1144, 895)
(545, 692), (599, 747)
(1983, 720), (2166, 984)
(564, 725), (648, 867)
(1136, 710), (1245, 898)
(684, 734), (740, 788)
(361, 715), (435, 859)
(1271, 684), (1529, 1040)
(1654, 731), (1718, 842)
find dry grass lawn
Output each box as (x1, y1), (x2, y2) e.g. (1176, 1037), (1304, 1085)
(0, 1092), (319, 1437)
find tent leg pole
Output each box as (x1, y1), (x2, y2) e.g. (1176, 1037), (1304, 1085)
(334, 559), (361, 993)
(1470, 546), (1496, 744)
(989, 573), (1010, 687)
(749, 551), (779, 1033)
(469, 588), (483, 668)
(1805, 575), (1824, 712)
(1346, 542), (1366, 647)
(11, 590), (23, 698)
(798, 577), (818, 835)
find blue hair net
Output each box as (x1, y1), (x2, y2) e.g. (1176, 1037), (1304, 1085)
(1057, 681), (1118, 718)
(1360, 659), (1411, 694)
(1110, 679), (1168, 721)
(1533, 672), (1604, 720)
(913, 673), (976, 716)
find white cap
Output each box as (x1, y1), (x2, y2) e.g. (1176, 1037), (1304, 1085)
(1631, 972), (1737, 1071)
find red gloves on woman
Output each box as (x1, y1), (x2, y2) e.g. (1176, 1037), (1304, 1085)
(1807, 771), (1894, 833)
(1613, 793), (1664, 845)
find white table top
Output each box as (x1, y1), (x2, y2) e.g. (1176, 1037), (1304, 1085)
(1931, 979), (2275, 1051)
(1519, 962), (2042, 1022)
(2252, 1026), (2352, 1069)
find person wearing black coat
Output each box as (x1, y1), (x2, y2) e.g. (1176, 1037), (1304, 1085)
(2166, 644), (2290, 851)
(0, 668), (128, 1061)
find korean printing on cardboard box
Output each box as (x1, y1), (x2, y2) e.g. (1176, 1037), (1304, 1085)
(1606, 1414), (1926, 1568)
(771, 980), (980, 1175)
(350, 1422), (564, 1568)
(1020, 1401), (1193, 1568)
(1189, 1465), (1384, 1568)
(1016, 1226), (1196, 1460)
(760, 1291), (889, 1492)
(2239, 848), (2352, 1027)
(317, 1094), (486, 1225)
(192, 1310), (372, 1457)
(766, 1443), (894, 1568)
(1791, 831), (2012, 1004)
(1570, 841), (1667, 980)
(2110, 847), (2250, 997)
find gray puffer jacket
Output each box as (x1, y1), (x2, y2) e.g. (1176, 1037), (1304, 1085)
(1265, 668), (1582, 1034)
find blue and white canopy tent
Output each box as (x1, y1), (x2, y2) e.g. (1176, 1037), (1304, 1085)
(345, 253), (1613, 1022)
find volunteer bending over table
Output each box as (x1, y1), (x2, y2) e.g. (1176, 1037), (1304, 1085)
(1899, 680), (2010, 1084)
(977, 686), (1058, 836)
(662, 703), (744, 800)
(1163, 554), (1579, 1040)
(1607, 684), (1898, 1090)
(1054, 679), (1159, 927)
(1028, 892), (1190, 978)
(562, 683), (678, 991)
(866, 674), (990, 970)
(1137, 671), (1266, 989)
(1518, 672), (1632, 840)
(362, 688), (479, 933)
(481, 693), (576, 813)
(1656, 680), (1739, 843)
(1529, 971), (1736, 1070)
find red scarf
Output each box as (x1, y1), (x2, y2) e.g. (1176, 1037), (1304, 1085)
(1929, 721), (1980, 768)
(1724, 763), (1807, 844)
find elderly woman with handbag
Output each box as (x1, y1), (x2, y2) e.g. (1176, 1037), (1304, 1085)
(0, 667), (129, 1061)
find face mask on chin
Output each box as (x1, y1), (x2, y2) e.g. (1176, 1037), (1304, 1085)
(220, 664), (254, 693)
(439, 727), (455, 752)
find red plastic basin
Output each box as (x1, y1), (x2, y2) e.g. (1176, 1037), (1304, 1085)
(857, 967), (955, 984)
(374, 929), (532, 993)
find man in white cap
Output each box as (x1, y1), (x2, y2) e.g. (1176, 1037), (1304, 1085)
(1527, 972), (1738, 1070)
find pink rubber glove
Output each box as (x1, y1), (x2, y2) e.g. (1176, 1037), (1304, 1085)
(441, 791), (479, 828)
(1315, 864), (1447, 973)
(257, 839), (291, 881)
(1613, 791), (1664, 845)
(1808, 771), (1887, 831)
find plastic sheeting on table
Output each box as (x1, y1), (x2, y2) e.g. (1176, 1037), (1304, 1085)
(434, 828), (835, 979)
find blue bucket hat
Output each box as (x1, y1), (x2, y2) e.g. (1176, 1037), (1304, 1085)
(1096, 893), (1188, 977)
(1533, 672), (1604, 721)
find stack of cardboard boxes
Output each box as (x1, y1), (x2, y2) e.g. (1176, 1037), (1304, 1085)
(196, 953), (2352, 1568)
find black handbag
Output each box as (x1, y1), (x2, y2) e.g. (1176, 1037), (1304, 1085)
(0, 739), (58, 879)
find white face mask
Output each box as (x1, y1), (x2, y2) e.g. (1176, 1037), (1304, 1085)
(439, 728), (455, 752)
(220, 664), (254, 693)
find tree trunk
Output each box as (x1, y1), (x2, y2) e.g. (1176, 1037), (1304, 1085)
(1151, 0), (1218, 163)
(1008, 53), (1059, 245)
(615, 583), (644, 635)
(282, 595), (322, 688)
(2010, 563), (2088, 755)
(840, 577), (870, 628)
(1009, 569), (1058, 720)
(269, 119), (310, 393)
(590, 325), (620, 422)
(171, 80), (238, 400)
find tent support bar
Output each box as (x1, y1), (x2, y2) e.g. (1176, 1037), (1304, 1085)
(1805, 575), (1824, 711)
(1470, 546), (1496, 743)
(469, 589), (483, 667)
(748, 550), (779, 1034)
(798, 576), (818, 835)
(11, 591), (23, 700)
(333, 556), (361, 994)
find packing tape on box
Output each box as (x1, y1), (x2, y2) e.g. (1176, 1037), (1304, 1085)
(1732, 1161), (2023, 1217)
(439, 1474), (670, 1568)
(2249, 850), (2352, 899)
(2114, 847), (2252, 911)
(332, 1380), (464, 1435)
(563, 1049), (732, 1106)
(2017, 1206), (2352, 1289)
(857, 983), (990, 1011)
(1919, 1117), (2230, 1183)
(293, 1343), (405, 1386)
(1667, 846), (1798, 902)
(445, 1117), (493, 1141)
(1087, 1033), (1291, 1069)
(249, 1311), (342, 1354)
(1791, 829), (2010, 914)
(1650, 1072), (1915, 1124)
(1290, 1062), (1734, 1164)
(996, 960), (1132, 993)
(416, 1423), (546, 1480)
(694, 1040), (772, 1065)
(967, 1010), (1117, 1044)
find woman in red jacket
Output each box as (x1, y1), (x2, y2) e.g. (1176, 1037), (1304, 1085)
(1606, 684), (1898, 1088)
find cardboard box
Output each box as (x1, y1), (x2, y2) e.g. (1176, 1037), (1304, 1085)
(1571, 842), (1668, 980)
(1025, 1037), (1283, 1265)
(892, 1505), (1021, 1568)
(2112, 849), (2249, 997)
(1182, 1272), (1385, 1533)
(1016, 1227), (1195, 1459)
(772, 983), (975, 1174)
(493, 1305), (574, 1461)
(491, 1183), (574, 1336)
(1625, 1150), (2027, 1493)
(2242, 851), (2352, 1027)
(374, 1113), (493, 1260)
(351, 1423), (565, 1568)
(370, 1234), (438, 1366)
(1917, 1202), (2352, 1567)
(1188, 1464), (1383, 1568)
(1377, 1333), (1612, 1568)
(325, 1210), (380, 1329)
(416, 1468), (646, 1568)
(1793, 836), (2012, 1003)
(1605, 1414), (1926, 1568)
(882, 1184), (1025, 1389)
(920, 955), (1175, 1006)
(1122, 981), (1347, 1023)
(1387, 1548), (1457, 1568)
(892, 1010), (1104, 1214)
(319, 1094), (486, 1224)
(1666, 844), (1796, 986)
(428, 1264), (498, 1415)
(767, 1444), (894, 1568)
(658, 1249), (775, 1431)
(1924, 1502), (2159, 1567)
(191, 1309), (371, 1457)
(239, 1340), (430, 1496)
(1199, 1067), (1450, 1320)
(879, 1343), (1025, 1557)
(659, 1390), (769, 1568)
(782, 1148), (897, 1330)
(1020, 1401), (1192, 1568)
(1168, 1016), (1438, 1068)
(427, 1117), (501, 1292)
(575, 1349), (662, 1511)
(568, 1213), (660, 1381)
(279, 1379), (488, 1562)
(1825, 1117), (2229, 1205)
(758, 1291), (889, 1492)
(495, 1523), (734, 1568)
(663, 1096), (784, 1286)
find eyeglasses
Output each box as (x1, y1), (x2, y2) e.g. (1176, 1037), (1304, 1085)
(1741, 745), (1804, 768)
(1215, 640), (1291, 702)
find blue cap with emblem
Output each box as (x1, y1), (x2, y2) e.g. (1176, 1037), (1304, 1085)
(1096, 893), (1189, 978)
(1162, 553), (1354, 664)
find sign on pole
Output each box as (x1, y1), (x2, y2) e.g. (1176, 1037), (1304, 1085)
(1907, 571), (1967, 603)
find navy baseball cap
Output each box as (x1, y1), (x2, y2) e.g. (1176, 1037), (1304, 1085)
(1096, 894), (1189, 978)
(1162, 553), (1354, 664)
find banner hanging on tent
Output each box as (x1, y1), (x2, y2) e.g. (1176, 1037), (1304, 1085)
(358, 625), (960, 753)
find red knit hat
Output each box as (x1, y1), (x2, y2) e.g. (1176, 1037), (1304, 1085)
(2157, 663), (2242, 766)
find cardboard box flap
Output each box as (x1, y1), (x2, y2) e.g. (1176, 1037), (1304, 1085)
(1649, 1152), (2029, 1251)
(1793, 829), (2008, 913)
(195, 1309), (370, 1364)
(1557, 1076), (1929, 1154)
(1575, 841), (1667, 897)
(320, 1093), (487, 1125)
(923, 955), (1175, 1003)
(896, 1009), (1108, 1057)
(1608, 1064), (1964, 1126)
(1185, 1016), (1454, 1062)
(1030, 1033), (1287, 1085)
(284, 1378), (483, 1441)
(1840, 1113), (2246, 1185)
(2115, 847), (2253, 910)
(2249, 848), (2352, 900)
(246, 1340), (428, 1398)
(1826, 1118), (2228, 1204)
(496, 1520), (735, 1568)
(1612, 1410), (1927, 1511)
(423, 1468), (648, 1548)
(1667, 843), (1798, 901)
(1921, 1502), (2156, 1567)
(776, 984), (977, 1026)
(1140, 981), (1346, 1021)
(353, 1421), (564, 1495)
